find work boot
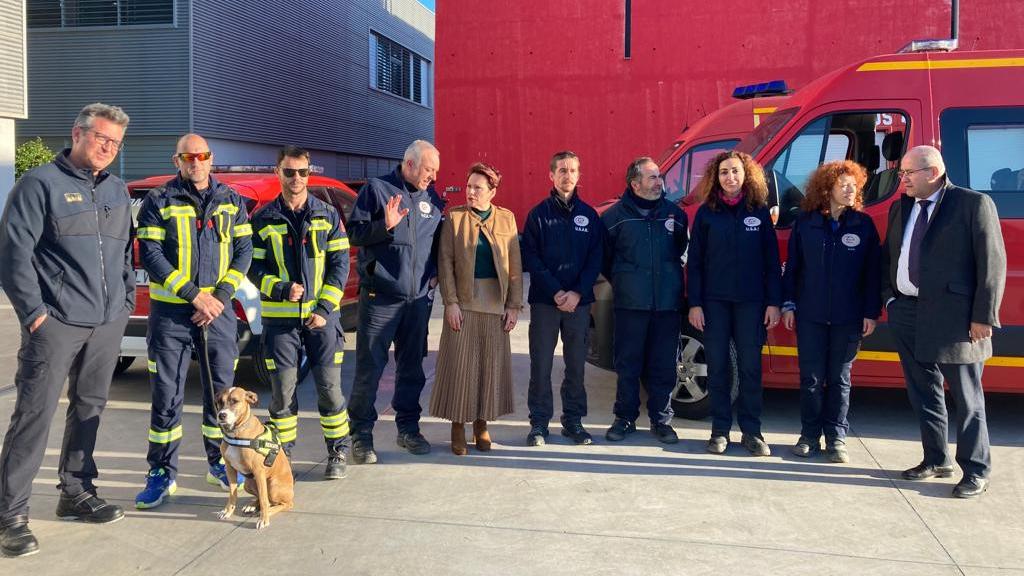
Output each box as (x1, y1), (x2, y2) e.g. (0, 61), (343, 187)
(0, 515), (39, 558)
(741, 434), (771, 457)
(451, 422), (468, 456)
(396, 431), (431, 455)
(791, 436), (820, 458)
(55, 492), (124, 524)
(526, 425), (548, 446)
(325, 453), (348, 480)
(473, 419), (492, 451)
(352, 436), (378, 464)
(560, 420), (593, 445)
(650, 423), (679, 444)
(706, 434), (729, 454)
(605, 417), (636, 442)
(826, 439), (850, 463)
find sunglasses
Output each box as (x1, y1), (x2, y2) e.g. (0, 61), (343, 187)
(281, 168), (310, 178)
(176, 152), (212, 162)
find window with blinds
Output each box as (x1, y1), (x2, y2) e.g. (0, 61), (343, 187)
(369, 31), (430, 107)
(27, 0), (174, 28)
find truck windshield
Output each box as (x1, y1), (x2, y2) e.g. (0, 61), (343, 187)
(735, 107), (799, 157)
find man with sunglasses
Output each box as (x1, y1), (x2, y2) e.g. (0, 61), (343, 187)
(247, 146), (351, 479)
(0, 103), (134, 557)
(133, 134), (253, 509)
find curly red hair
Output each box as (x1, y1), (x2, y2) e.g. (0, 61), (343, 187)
(800, 160), (867, 215)
(693, 151), (769, 211)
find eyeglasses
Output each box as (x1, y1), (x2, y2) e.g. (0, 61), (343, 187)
(87, 129), (124, 151)
(176, 151), (212, 163)
(897, 167), (931, 178)
(280, 168), (310, 178)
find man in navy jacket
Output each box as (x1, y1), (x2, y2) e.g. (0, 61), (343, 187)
(521, 151), (604, 446)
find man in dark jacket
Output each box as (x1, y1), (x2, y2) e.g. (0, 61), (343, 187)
(0, 103), (134, 557)
(601, 157), (688, 445)
(882, 145), (1006, 498)
(521, 151), (603, 446)
(347, 140), (442, 464)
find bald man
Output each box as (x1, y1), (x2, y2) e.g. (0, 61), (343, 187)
(881, 145), (1006, 499)
(133, 134), (253, 509)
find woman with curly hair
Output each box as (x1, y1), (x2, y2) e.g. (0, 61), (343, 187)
(781, 160), (881, 463)
(687, 151), (782, 456)
(431, 163), (523, 455)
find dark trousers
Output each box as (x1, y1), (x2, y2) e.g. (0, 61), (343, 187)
(888, 298), (991, 478)
(264, 320), (349, 456)
(796, 320), (861, 442)
(704, 300), (765, 436)
(0, 312), (128, 520)
(611, 309), (679, 425)
(349, 292), (431, 437)
(145, 306), (237, 479)
(527, 303), (590, 427)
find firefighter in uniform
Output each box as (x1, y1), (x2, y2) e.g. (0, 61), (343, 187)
(248, 146), (351, 479)
(134, 134), (252, 509)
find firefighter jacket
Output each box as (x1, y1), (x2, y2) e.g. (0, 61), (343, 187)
(248, 194), (350, 324)
(136, 174), (253, 307)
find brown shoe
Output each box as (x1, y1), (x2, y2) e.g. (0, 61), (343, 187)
(473, 419), (492, 451)
(451, 422), (467, 456)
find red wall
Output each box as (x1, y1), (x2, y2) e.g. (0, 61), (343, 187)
(435, 0), (1024, 224)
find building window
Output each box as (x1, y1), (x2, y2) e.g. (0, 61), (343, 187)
(369, 31), (430, 107)
(27, 0), (174, 28)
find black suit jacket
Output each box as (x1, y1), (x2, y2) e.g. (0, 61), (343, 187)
(880, 179), (1006, 363)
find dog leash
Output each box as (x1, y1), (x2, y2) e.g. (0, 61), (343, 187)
(197, 325), (218, 406)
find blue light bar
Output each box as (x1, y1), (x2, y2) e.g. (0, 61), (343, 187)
(732, 80), (789, 100)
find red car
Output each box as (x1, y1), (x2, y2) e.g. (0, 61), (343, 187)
(117, 167), (359, 387)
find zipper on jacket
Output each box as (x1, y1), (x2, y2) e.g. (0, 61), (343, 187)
(648, 218), (655, 310)
(91, 184), (110, 320)
(408, 192), (417, 302)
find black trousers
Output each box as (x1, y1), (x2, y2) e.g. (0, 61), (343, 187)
(527, 303), (590, 427)
(0, 312), (128, 521)
(888, 298), (991, 478)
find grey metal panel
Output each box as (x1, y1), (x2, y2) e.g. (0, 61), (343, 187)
(13, 134), (175, 181)
(192, 0), (434, 161)
(0, 1), (28, 118)
(16, 0), (190, 137)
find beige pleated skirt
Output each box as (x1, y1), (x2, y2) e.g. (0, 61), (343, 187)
(430, 278), (515, 422)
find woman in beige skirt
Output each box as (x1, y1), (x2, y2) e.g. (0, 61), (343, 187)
(431, 162), (523, 455)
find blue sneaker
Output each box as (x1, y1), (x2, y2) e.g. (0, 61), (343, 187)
(206, 463), (244, 491)
(135, 468), (176, 509)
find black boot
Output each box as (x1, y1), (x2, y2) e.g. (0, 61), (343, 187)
(1, 515), (39, 558)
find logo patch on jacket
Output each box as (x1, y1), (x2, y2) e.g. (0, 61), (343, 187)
(841, 233), (861, 248)
(64, 192), (84, 203)
(418, 201), (432, 217)
(744, 216), (761, 230)
(664, 217), (675, 232)
(574, 215), (589, 231)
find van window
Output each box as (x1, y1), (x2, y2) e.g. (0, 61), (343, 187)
(764, 111), (908, 227)
(663, 140), (738, 203)
(940, 107), (1024, 218)
(736, 107), (799, 157)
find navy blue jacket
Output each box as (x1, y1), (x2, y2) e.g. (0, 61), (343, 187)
(348, 167), (441, 301)
(783, 210), (882, 325)
(687, 202), (782, 307)
(521, 189), (604, 306)
(601, 189), (688, 311)
(0, 150), (134, 328)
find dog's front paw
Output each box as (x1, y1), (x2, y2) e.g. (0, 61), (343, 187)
(242, 502), (259, 516)
(217, 506), (234, 520)
(256, 516), (270, 531)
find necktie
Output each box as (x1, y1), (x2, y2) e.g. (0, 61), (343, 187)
(907, 199), (932, 288)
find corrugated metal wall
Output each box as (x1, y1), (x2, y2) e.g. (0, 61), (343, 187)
(0, 1), (27, 119)
(192, 0), (434, 163)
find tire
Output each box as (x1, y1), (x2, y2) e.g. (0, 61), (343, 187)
(112, 356), (135, 378)
(252, 335), (310, 390)
(670, 325), (739, 420)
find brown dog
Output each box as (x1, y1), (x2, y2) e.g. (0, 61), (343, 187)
(214, 386), (294, 530)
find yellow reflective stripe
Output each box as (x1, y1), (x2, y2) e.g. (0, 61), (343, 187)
(334, 351), (344, 364)
(318, 284), (343, 307)
(214, 203), (239, 216)
(277, 428), (298, 442)
(856, 57), (1024, 72)
(266, 231), (289, 283)
(261, 300), (316, 318)
(202, 424), (224, 439)
(253, 247), (267, 260)
(311, 229), (324, 300)
(319, 411), (347, 426)
(322, 421), (350, 439)
(264, 358), (276, 371)
(309, 218), (332, 231)
(221, 268), (245, 291)
(165, 269), (188, 293)
(147, 359), (157, 373)
(151, 284), (213, 304)
(326, 237), (350, 252)
(233, 358), (239, 371)
(260, 275), (283, 298)
(764, 345), (1024, 367)
(160, 206), (197, 218)
(137, 226), (166, 241)
(752, 107), (778, 115)
(271, 415), (298, 428)
(148, 425), (183, 444)
(233, 223), (253, 237)
(218, 216), (230, 283)
(258, 223), (289, 239)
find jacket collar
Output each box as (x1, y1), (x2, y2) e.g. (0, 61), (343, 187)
(54, 149), (108, 183)
(261, 192), (329, 221)
(549, 188), (577, 213)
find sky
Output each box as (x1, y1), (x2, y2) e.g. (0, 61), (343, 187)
(417, 0), (435, 11)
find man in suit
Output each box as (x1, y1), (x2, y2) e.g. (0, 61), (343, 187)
(881, 145), (1006, 499)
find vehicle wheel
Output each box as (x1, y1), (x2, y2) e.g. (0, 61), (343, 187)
(670, 326), (739, 420)
(113, 356), (135, 377)
(253, 336), (310, 390)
